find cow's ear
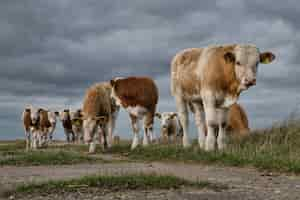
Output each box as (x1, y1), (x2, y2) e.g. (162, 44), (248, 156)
(224, 52), (235, 64)
(110, 79), (116, 87)
(260, 52), (275, 64)
(155, 113), (161, 119)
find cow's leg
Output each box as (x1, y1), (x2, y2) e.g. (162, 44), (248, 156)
(175, 97), (190, 147)
(107, 114), (114, 148)
(143, 112), (155, 146)
(192, 102), (206, 149)
(83, 119), (97, 153)
(130, 114), (140, 150)
(32, 131), (37, 149)
(203, 100), (217, 151)
(101, 124), (108, 150)
(217, 108), (229, 150)
(25, 129), (31, 150)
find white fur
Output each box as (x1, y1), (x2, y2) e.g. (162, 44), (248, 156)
(126, 106), (147, 119)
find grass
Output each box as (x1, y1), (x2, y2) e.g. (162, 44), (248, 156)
(108, 119), (300, 173)
(0, 150), (103, 166)
(1, 119), (300, 172)
(3, 174), (225, 197)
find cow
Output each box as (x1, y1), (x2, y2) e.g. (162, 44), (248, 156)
(47, 110), (59, 142)
(82, 82), (119, 153)
(110, 76), (159, 150)
(70, 109), (84, 144)
(189, 102), (250, 138)
(22, 107), (32, 150)
(38, 109), (52, 146)
(28, 106), (42, 149)
(59, 109), (75, 143)
(171, 44), (275, 151)
(155, 112), (183, 144)
(37, 109), (59, 146)
(226, 103), (250, 137)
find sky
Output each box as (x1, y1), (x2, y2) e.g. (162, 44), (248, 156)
(0, 0), (300, 140)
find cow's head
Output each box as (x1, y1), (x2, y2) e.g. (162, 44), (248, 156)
(110, 78), (124, 106)
(224, 44), (275, 91)
(155, 112), (177, 130)
(30, 107), (42, 125)
(60, 109), (70, 122)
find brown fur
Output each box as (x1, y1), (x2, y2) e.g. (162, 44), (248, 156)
(39, 109), (51, 133)
(112, 77), (159, 114)
(227, 103), (250, 137)
(62, 111), (73, 131)
(171, 45), (241, 99)
(82, 82), (112, 118)
(188, 102), (249, 137)
(23, 109), (32, 132)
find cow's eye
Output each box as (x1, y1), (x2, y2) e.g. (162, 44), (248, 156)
(236, 61), (241, 66)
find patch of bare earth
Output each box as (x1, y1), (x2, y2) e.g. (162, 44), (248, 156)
(1, 161), (300, 200)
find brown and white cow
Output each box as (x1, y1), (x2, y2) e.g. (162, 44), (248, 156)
(22, 107), (32, 150)
(171, 44), (275, 151)
(59, 109), (75, 143)
(227, 103), (250, 137)
(155, 112), (183, 144)
(82, 82), (119, 153)
(110, 76), (159, 150)
(189, 102), (250, 138)
(70, 109), (84, 144)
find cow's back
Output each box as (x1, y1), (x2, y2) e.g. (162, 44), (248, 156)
(113, 77), (158, 112)
(82, 82), (111, 118)
(171, 48), (203, 97)
(171, 45), (238, 100)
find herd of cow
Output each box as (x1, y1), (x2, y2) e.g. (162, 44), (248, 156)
(22, 44), (275, 153)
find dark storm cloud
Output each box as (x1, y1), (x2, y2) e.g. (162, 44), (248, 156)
(0, 0), (300, 139)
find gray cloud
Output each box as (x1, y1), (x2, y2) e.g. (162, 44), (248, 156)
(0, 0), (299, 140)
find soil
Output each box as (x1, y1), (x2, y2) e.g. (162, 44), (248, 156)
(1, 158), (300, 200)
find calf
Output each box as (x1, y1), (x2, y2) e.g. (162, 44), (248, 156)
(227, 103), (250, 137)
(70, 109), (84, 144)
(171, 44), (275, 150)
(82, 82), (118, 153)
(38, 109), (52, 146)
(110, 76), (159, 149)
(29, 106), (42, 149)
(155, 112), (182, 144)
(59, 109), (75, 143)
(22, 107), (32, 150)
(189, 102), (249, 138)
(47, 111), (59, 142)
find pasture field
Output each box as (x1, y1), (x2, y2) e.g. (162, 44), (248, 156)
(1, 120), (300, 199)
(2, 119), (299, 173)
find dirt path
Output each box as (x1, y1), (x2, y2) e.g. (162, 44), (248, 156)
(1, 159), (300, 200)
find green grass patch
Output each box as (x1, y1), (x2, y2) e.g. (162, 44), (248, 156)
(109, 120), (300, 174)
(3, 174), (225, 197)
(0, 150), (102, 166)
